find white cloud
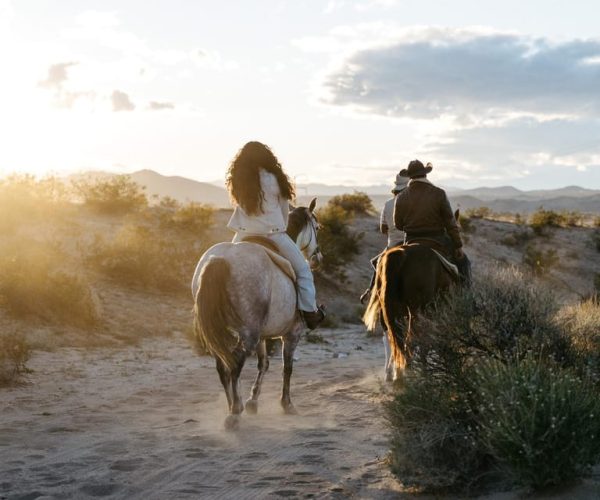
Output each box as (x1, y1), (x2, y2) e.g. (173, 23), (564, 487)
(111, 90), (135, 111)
(315, 27), (600, 120)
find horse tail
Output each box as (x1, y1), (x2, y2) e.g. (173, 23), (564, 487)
(363, 267), (382, 332)
(380, 248), (408, 371)
(193, 256), (240, 371)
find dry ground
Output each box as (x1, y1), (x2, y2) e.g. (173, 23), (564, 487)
(1, 209), (600, 499)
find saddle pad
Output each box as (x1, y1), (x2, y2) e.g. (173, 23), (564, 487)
(239, 241), (296, 282)
(431, 249), (459, 279)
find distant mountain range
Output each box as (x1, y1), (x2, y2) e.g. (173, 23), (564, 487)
(74, 169), (600, 213)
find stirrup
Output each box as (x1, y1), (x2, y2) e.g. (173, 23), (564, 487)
(359, 288), (371, 304)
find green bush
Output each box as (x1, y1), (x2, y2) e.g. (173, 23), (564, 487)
(0, 242), (98, 327)
(522, 244), (558, 276)
(72, 175), (147, 214)
(315, 204), (361, 279)
(386, 268), (577, 493)
(86, 223), (203, 292)
(0, 330), (31, 386)
(386, 374), (486, 492)
(328, 191), (375, 216)
(474, 358), (600, 489)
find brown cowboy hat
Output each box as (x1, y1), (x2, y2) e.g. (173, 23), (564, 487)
(400, 160), (433, 178)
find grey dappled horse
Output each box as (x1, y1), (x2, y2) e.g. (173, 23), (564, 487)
(191, 199), (322, 430)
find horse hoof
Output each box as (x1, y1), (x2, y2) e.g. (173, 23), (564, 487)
(245, 399), (258, 414)
(224, 414), (240, 431)
(384, 372), (394, 383)
(282, 404), (298, 415)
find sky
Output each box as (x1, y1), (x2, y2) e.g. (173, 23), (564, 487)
(1, 0), (600, 189)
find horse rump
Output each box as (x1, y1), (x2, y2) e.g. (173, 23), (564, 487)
(194, 256), (241, 371)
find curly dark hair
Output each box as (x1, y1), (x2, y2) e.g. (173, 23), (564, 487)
(226, 141), (295, 215)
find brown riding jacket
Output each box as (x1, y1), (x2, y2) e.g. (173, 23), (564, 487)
(393, 179), (463, 249)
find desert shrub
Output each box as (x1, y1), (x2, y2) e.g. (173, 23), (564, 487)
(158, 201), (214, 235)
(558, 299), (600, 382)
(0, 330), (31, 386)
(86, 223), (203, 292)
(386, 373), (486, 492)
(591, 229), (600, 252)
(0, 242), (98, 327)
(529, 207), (565, 236)
(500, 229), (533, 247)
(560, 210), (584, 227)
(522, 244), (558, 276)
(328, 191), (375, 216)
(465, 206), (491, 219)
(315, 204), (361, 279)
(386, 268), (576, 493)
(457, 213), (475, 234)
(474, 358), (600, 489)
(0, 175), (68, 233)
(72, 175), (147, 214)
(594, 216), (600, 228)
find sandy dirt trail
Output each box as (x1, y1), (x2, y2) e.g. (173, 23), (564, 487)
(0, 327), (409, 499)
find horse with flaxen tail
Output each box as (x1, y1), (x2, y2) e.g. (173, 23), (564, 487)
(192, 200), (322, 430)
(363, 244), (456, 380)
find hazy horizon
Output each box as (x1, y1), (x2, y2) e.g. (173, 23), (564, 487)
(1, 0), (600, 189)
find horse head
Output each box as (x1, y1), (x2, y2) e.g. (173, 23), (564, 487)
(287, 197), (323, 271)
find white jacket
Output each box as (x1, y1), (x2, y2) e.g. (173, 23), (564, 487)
(227, 169), (290, 234)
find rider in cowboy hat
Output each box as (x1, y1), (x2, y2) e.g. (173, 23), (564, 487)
(393, 159), (471, 285)
(359, 173), (409, 304)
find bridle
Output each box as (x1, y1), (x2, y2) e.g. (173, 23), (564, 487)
(297, 213), (320, 261)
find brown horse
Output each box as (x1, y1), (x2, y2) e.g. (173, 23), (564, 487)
(363, 243), (457, 380)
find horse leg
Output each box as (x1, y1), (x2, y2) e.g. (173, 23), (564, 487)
(383, 332), (395, 382)
(245, 340), (269, 415)
(281, 335), (299, 415)
(215, 357), (233, 412)
(224, 348), (247, 430)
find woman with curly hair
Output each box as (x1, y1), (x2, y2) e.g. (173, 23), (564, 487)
(226, 141), (325, 329)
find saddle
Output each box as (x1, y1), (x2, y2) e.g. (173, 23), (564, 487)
(239, 236), (296, 281)
(404, 241), (459, 280)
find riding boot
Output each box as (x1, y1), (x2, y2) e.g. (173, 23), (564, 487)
(301, 305), (326, 330)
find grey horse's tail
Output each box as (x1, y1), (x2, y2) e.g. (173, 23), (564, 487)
(194, 256), (241, 371)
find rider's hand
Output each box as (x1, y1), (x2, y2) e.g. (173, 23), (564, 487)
(455, 248), (465, 260)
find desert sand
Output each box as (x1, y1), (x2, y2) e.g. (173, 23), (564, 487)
(2, 327), (600, 499)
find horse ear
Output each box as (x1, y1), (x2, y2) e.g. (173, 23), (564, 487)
(454, 209), (460, 221)
(309, 197), (317, 212)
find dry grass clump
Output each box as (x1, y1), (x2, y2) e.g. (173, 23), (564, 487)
(385, 267), (598, 494)
(558, 299), (600, 382)
(0, 330), (31, 386)
(0, 241), (98, 327)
